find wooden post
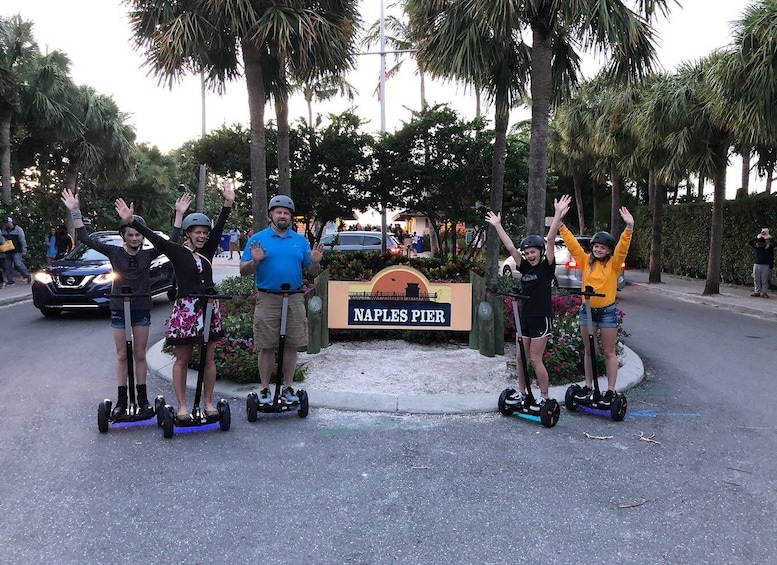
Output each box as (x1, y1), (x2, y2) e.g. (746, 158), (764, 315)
(477, 300), (495, 357)
(314, 269), (329, 348)
(488, 292), (505, 355)
(306, 295), (323, 354)
(470, 271), (485, 349)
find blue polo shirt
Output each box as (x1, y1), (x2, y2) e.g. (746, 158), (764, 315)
(242, 227), (311, 291)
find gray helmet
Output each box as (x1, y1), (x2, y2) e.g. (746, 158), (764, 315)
(118, 215), (146, 235)
(182, 212), (211, 233)
(520, 235), (544, 251)
(591, 231), (615, 250)
(268, 195), (295, 213)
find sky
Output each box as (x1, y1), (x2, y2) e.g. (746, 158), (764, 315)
(0, 0), (761, 194)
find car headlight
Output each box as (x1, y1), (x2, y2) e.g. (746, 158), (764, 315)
(34, 272), (53, 285)
(93, 272), (116, 285)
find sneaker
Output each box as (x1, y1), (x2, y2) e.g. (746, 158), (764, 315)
(763, 293), (770, 299)
(259, 388), (272, 405)
(281, 386), (299, 403)
(573, 386), (592, 400)
(751, 292), (761, 297)
(504, 391), (524, 405)
(534, 396), (548, 406)
(25, 275), (31, 284)
(6, 281), (14, 286)
(601, 390), (615, 405)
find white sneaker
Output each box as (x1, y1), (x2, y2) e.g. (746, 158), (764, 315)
(281, 387), (299, 403)
(259, 388), (272, 405)
(504, 391), (524, 405)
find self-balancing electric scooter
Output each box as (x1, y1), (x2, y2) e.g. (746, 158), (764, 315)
(564, 285), (627, 421)
(161, 291), (232, 438)
(497, 288), (561, 428)
(246, 284), (309, 421)
(98, 288), (165, 432)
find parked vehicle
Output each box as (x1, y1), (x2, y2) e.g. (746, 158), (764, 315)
(321, 231), (404, 255)
(32, 231), (176, 317)
(501, 236), (626, 290)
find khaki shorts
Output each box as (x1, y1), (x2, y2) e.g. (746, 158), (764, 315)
(228, 240), (239, 251)
(253, 292), (308, 349)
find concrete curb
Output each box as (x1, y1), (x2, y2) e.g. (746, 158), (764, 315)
(148, 339), (645, 415)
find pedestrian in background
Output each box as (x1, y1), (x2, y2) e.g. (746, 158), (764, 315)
(228, 227), (240, 260)
(1, 216), (32, 285)
(749, 228), (775, 298)
(44, 226), (58, 264)
(55, 225), (74, 259)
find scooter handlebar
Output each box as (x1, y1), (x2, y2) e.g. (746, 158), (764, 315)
(497, 288), (530, 302)
(189, 293), (233, 300)
(569, 285), (606, 299)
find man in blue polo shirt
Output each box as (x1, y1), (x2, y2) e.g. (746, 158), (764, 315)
(240, 195), (324, 405)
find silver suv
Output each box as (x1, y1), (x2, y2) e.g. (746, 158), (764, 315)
(321, 231), (404, 255)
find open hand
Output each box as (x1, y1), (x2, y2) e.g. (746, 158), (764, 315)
(619, 206), (634, 229)
(554, 194), (571, 217)
(115, 198), (135, 223)
(222, 179), (235, 204)
(485, 211), (501, 226)
(310, 242), (325, 263)
(175, 192), (193, 215)
(60, 188), (79, 211)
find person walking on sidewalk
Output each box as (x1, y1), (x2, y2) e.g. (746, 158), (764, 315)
(749, 228), (775, 298)
(227, 228), (240, 259)
(240, 195), (324, 406)
(558, 202), (634, 406)
(62, 188), (191, 417)
(486, 195), (570, 405)
(1, 216), (32, 285)
(116, 180), (234, 423)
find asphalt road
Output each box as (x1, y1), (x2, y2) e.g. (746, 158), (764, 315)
(1, 284), (775, 564)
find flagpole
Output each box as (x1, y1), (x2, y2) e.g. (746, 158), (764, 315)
(379, 0), (388, 247)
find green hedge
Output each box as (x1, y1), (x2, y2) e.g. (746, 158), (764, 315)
(629, 193), (777, 285)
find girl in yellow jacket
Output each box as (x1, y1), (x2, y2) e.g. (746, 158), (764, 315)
(558, 203), (634, 405)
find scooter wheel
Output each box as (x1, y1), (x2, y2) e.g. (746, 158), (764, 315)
(162, 405), (175, 439)
(98, 400), (110, 433)
(498, 388), (516, 416)
(610, 394), (628, 421)
(246, 393), (258, 423)
(540, 399), (561, 428)
(565, 385), (579, 411)
(218, 399), (231, 431)
(297, 390), (309, 418)
(154, 395), (166, 427)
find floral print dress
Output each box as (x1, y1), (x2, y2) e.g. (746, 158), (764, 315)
(165, 253), (224, 345)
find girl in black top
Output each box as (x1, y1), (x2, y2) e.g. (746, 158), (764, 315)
(61, 188), (191, 416)
(116, 180), (234, 422)
(485, 194), (571, 404)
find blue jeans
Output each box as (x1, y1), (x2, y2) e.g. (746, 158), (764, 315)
(579, 302), (618, 329)
(4, 253), (30, 283)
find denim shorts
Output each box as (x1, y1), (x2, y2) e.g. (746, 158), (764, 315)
(579, 303), (618, 329)
(110, 309), (151, 329)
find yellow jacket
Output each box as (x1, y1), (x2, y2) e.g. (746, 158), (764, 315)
(559, 225), (632, 308)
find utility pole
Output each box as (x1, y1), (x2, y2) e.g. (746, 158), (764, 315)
(196, 69), (207, 213)
(379, 0), (388, 252)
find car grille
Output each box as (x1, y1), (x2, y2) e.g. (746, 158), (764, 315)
(54, 274), (95, 291)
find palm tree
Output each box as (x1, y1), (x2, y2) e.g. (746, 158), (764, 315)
(125, 0), (361, 231)
(0, 15), (38, 204)
(405, 0), (668, 289)
(298, 74), (356, 129)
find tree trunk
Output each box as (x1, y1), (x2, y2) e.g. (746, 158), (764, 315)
(484, 100), (509, 290)
(275, 90), (291, 197)
(610, 165), (622, 238)
(703, 151), (727, 295)
(648, 171), (664, 284)
(242, 41), (269, 232)
(766, 165), (774, 194)
(0, 107), (12, 205)
(525, 27), (552, 237)
(571, 162), (585, 235)
(741, 148), (750, 195)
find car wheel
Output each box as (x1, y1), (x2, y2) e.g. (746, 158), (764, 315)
(502, 265), (512, 277)
(40, 307), (61, 317)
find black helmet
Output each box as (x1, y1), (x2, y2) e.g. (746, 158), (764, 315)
(520, 235), (545, 251)
(118, 215), (146, 235)
(268, 195), (295, 213)
(591, 231), (615, 250)
(182, 212), (211, 232)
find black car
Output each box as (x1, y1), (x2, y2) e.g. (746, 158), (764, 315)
(32, 231), (176, 317)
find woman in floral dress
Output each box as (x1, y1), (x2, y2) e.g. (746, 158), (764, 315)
(116, 180), (234, 422)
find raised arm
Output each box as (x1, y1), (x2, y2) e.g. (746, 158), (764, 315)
(546, 195), (571, 263)
(485, 211), (519, 260)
